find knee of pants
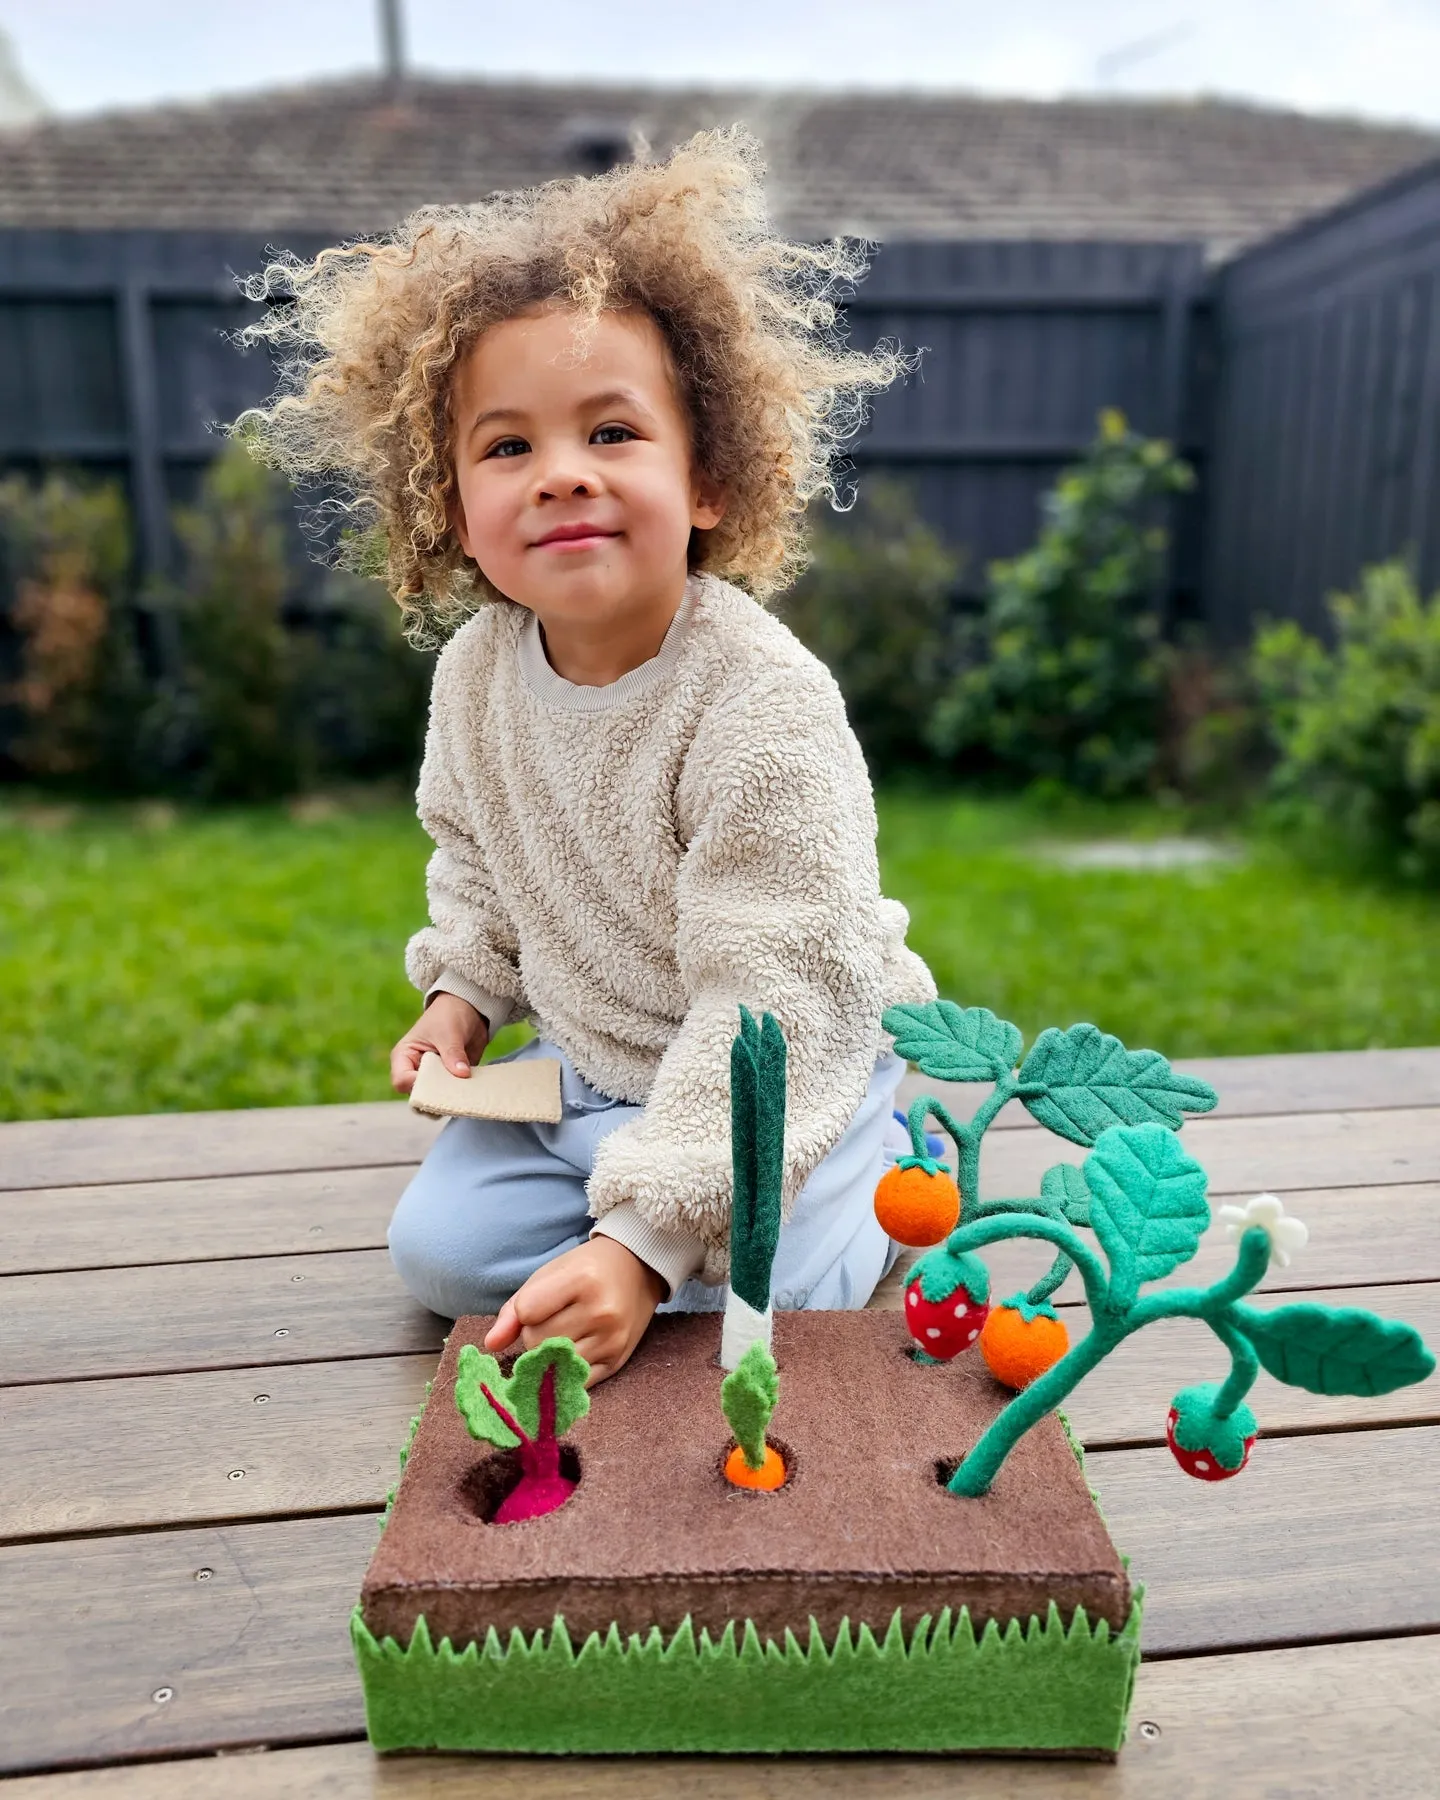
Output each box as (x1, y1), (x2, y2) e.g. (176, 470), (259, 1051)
(386, 1169), (515, 1321)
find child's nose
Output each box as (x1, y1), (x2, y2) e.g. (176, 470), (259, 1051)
(534, 451), (602, 502)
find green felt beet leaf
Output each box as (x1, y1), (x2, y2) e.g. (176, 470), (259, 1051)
(454, 1339), (591, 1447)
(721, 1340), (779, 1468)
(1082, 1124), (1210, 1309)
(729, 1007), (785, 1315)
(881, 1001), (1022, 1084)
(1019, 1024), (1218, 1147)
(1040, 1161), (1091, 1228)
(1231, 1302), (1437, 1397)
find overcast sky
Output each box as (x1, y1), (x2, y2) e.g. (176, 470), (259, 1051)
(5, 0), (1440, 128)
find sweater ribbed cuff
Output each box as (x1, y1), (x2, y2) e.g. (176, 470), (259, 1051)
(423, 967), (515, 1033)
(590, 1202), (707, 1301)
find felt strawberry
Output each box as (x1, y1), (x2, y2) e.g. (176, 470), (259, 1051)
(903, 1246), (991, 1360)
(874, 1155), (961, 1247)
(1166, 1382), (1257, 1481)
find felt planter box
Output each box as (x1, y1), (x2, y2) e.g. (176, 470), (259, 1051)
(353, 1312), (1141, 1758)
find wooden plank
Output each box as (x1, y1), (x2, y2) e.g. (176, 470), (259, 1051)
(0, 1104), (440, 1193)
(0, 1515), (376, 1776)
(0, 1252), (442, 1387)
(6, 1282), (1436, 1542)
(873, 1182), (1440, 1308)
(0, 1355), (431, 1541)
(1, 1432), (1436, 1775)
(0, 1167), (411, 1276)
(5, 1637), (1436, 1796)
(3, 1047), (1433, 1195)
(1091, 1426), (1440, 1656)
(898, 1044), (1440, 1135)
(979, 1106), (1440, 1201)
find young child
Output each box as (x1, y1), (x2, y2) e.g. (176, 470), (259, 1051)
(240, 130), (938, 1384)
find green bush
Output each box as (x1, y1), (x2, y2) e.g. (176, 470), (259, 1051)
(0, 471), (146, 786)
(927, 411), (1194, 797)
(1252, 561), (1440, 880)
(779, 482), (964, 773)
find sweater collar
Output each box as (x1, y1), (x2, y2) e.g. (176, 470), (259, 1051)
(516, 575), (700, 712)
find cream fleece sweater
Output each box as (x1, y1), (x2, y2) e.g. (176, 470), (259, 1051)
(405, 571), (938, 1293)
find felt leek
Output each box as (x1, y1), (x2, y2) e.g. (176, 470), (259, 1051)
(720, 1005), (785, 1370)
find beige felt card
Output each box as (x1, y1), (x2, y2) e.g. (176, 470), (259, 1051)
(409, 1051), (564, 1123)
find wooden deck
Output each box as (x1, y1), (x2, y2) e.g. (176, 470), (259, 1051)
(2, 1046), (1437, 1796)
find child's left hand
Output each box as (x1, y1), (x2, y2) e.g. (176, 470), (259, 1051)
(484, 1237), (666, 1385)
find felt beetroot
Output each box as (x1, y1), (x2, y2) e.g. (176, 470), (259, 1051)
(1166, 1382), (1257, 1481)
(454, 1338), (590, 1523)
(903, 1244), (991, 1359)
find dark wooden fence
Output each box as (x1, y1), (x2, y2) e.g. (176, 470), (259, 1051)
(0, 229), (1214, 613)
(1204, 157), (1440, 640)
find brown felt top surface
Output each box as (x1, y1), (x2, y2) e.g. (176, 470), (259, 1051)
(361, 1312), (1130, 1642)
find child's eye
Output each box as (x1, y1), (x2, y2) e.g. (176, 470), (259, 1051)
(592, 423), (637, 445)
(485, 437), (530, 459)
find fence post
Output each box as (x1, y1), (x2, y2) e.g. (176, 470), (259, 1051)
(117, 276), (180, 671)
(1155, 260), (1196, 631)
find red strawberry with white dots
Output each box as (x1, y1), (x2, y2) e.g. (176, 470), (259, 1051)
(1166, 1383), (1257, 1481)
(903, 1247), (991, 1361)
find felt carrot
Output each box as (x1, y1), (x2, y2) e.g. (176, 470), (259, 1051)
(720, 1005), (785, 1371)
(721, 1340), (784, 1490)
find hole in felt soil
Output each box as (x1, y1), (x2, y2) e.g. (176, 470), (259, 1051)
(459, 1444), (582, 1524)
(904, 1343), (951, 1365)
(718, 1434), (795, 1493)
(935, 1457), (962, 1489)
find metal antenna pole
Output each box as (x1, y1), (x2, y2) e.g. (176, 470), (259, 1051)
(378, 0), (405, 91)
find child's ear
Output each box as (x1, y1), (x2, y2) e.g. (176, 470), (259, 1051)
(449, 492), (475, 562)
(690, 471), (728, 533)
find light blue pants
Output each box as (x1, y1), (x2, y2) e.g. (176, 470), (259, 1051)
(387, 1034), (910, 1319)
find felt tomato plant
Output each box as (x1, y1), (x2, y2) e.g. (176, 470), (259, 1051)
(881, 1001), (1437, 1495)
(454, 1337), (590, 1523)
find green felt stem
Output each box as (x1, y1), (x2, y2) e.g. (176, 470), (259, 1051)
(1209, 1314), (1262, 1421)
(948, 1225), (1273, 1497)
(1026, 1251), (1074, 1307)
(946, 1212), (1112, 1316)
(906, 1083), (1018, 1223)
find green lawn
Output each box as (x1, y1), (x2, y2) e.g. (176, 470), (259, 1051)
(2, 790), (1436, 1121)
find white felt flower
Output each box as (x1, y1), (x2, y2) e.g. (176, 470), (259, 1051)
(1216, 1193), (1309, 1268)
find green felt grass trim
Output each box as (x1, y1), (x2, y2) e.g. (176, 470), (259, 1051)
(350, 1595), (1143, 1755)
(729, 1006), (785, 1314)
(912, 1244), (991, 1305)
(1170, 1382), (1257, 1470)
(722, 1339), (779, 1468)
(378, 1380), (431, 1535)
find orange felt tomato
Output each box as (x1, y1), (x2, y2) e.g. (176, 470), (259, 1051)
(980, 1300), (1070, 1391)
(874, 1159), (960, 1247)
(724, 1444), (787, 1490)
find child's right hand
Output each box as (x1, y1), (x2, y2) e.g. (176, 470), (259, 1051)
(390, 994), (490, 1093)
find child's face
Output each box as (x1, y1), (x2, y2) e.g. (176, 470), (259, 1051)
(450, 304), (725, 624)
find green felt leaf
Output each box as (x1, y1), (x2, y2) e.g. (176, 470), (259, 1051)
(912, 1245), (991, 1305)
(729, 1007), (785, 1314)
(1041, 1161), (1091, 1227)
(1232, 1302), (1437, 1397)
(1082, 1124), (1210, 1307)
(454, 1339), (591, 1447)
(721, 1340), (779, 1467)
(1019, 1024), (1219, 1148)
(881, 1001), (1023, 1083)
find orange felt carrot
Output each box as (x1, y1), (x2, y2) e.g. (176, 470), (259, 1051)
(724, 1443), (786, 1490)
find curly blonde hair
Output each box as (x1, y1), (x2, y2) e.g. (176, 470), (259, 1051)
(233, 127), (905, 640)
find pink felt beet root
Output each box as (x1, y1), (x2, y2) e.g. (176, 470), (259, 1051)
(1165, 1406), (1253, 1481)
(905, 1276), (990, 1359)
(493, 1472), (577, 1523)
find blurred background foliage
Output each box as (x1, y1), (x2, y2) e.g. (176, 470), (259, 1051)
(2, 416), (1437, 1118)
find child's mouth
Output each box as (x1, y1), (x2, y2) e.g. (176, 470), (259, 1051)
(533, 526), (620, 553)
